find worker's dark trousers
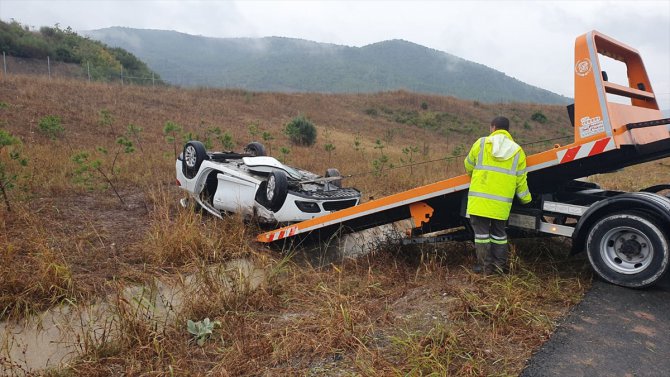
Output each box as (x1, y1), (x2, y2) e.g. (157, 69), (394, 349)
(470, 215), (508, 272)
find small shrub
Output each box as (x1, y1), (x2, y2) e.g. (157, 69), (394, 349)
(451, 144), (466, 157)
(38, 115), (64, 140)
(262, 131), (274, 143)
(248, 122), (260, 139)
(364, 108), (378, 116)
(531, 111), (548, 124)
(284, 115), (317, 146)
(421, 101), (428, 110)
(353, 134), (363, 154)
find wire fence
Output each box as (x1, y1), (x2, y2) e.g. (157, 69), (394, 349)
(0, 51), (162, 86)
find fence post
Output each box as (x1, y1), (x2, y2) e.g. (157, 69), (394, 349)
(87, 61), (91, 82)
(2, 51), (6, 78)
(121, 67), (124, 86)
(47, 56), (51, 79)
(152, 72), (155, 87)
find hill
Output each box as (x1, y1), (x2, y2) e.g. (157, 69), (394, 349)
(84, 27), (571, 104)
(0, 20), (162, 84)
(2, 75), (668, 375)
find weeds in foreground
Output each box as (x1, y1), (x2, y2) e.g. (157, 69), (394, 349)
(0, 206), (76, 320)
(141, 186), (253, 266)
(3, 225), (590, 376)
(0, 129), (28, 211)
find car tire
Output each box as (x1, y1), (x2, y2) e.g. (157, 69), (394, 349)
(244, 142), (266, 157)
(183, 141), (207, 179)
(260, 171), (288, 212)
(325, 168), (342, 188)
(586, 211), (669, 288)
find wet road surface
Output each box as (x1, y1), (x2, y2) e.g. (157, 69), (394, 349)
(521, 272), (670, 377)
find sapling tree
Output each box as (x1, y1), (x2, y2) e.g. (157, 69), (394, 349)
(163, 121), (183, 160)
(372, 139), (389, 177)
(70, 120), (136, 206)
(279, 146), (291, 164)
(353, 133), (364, 157)
(207, 127), (235, 150)
(111, 135), (134, 173)
(401, 145), (419, 176)
(221, 131), (235, 150)
(323, 128), (335, 162)
(262, 131), (274, 154)
(71, 150), (127, 206)
(248, 122), (259, 139)
(325, 142), (335, 162)
(126, 123), (144, 153)
(98, 109), (116, 136)
(37, 115), (64, 140)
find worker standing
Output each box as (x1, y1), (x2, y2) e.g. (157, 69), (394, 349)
(464, 116), (532, 274)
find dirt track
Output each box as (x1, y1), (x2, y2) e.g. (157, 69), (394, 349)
(521, 273), (670, 377)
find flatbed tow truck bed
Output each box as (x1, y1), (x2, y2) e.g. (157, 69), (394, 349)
(257, 31), (670, 288)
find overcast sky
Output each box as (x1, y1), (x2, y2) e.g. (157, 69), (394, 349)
(1, 0), (669, 108)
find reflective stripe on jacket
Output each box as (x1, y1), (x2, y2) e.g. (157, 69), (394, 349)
(464, 129), (531, 220)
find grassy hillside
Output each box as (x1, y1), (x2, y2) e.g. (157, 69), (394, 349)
(85, 27), (571, 104)
(1, 76), (667, 375)
(0, 20), (162, 84)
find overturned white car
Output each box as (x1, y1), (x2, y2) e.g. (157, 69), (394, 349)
(175, 141), (361, 224)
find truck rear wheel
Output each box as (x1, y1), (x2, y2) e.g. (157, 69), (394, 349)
(586, 212), (669, 288)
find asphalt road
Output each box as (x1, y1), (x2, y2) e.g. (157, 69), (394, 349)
(521, 272), (670, 377)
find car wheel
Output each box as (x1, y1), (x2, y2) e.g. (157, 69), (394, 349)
(586, 211), (669, 288)
(183, 141), (207, 179)
(244, 142), (266, 157)
(325, 168), (342, 188)
(261, 171), (288, 212)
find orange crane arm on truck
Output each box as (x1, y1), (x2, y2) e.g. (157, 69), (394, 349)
(257, 31), (670, 288)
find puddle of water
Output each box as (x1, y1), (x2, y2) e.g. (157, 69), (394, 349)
(1, 222), (401, 375)
(1, 258), (265, 375)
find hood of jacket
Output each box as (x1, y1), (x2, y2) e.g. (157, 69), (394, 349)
(487, 130), (520, 161)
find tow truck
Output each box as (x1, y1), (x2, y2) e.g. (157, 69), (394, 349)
(257, 31), (670, 288)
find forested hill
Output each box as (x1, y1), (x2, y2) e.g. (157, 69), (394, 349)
(0, 20), (162, 84)
(85, 27), (570, 104)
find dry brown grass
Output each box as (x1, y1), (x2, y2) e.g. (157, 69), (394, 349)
(0, 74), (663, 375)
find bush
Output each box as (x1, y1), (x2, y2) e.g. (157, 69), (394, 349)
(38, 115), (64, 139)
(284, 115), (317, 146)
(531, 111), (548, 124)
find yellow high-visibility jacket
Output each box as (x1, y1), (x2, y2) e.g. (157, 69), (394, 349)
(464, 129), (532, 220)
